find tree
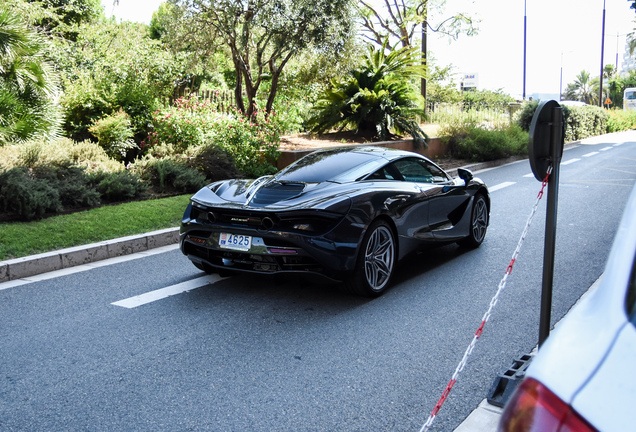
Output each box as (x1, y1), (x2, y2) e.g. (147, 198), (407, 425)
(24, 0), (103, 40)
(173, 0), (355, 118)
(56, 20), (183, 143)
(357, 0), (478, 105)
(563, 70), (598, 105)
(357, 0), (478, 49)
(307, 44), (427, 145)
(0, 4), (60, 145)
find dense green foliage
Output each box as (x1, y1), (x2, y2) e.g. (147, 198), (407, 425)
(88, 110), (138, 161)
(441, 121), (529, 162)
(307, 44), (427, 145)
(514, 101), (609, 142)
(174, 0), (356, 117)
(55, 20), (182, 142)
(145, 97), (280, 177)
(0, 162), (147, 221)
(137, 159), (208, 194)
(607, 109), (636, 132)
(0, 4), (61, 145)
(563, 105), (609, 142)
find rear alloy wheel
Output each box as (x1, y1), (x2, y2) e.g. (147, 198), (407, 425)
(458, 194), (488, 248)
(346, 220), (396, 297)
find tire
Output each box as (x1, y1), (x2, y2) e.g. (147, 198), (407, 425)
(344, 220), (396, 297)
(458, 194), (488, 248)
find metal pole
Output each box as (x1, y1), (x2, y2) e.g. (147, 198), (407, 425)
(559, 53), (563, 101)
(523, 0), (527, 100)
(538, 106), (563, 347)
(599, 0), (606, 107)
(421, 3), (427, 112)
(421, 22), (427, 108)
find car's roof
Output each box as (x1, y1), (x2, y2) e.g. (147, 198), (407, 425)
(273, 146), (428, 183)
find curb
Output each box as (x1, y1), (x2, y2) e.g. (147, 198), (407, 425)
(0, 227), (180, 283)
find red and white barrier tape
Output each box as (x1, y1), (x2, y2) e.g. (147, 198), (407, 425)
(418, 167), (552, 432)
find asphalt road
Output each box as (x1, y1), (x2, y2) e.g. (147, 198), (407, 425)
(1, 132), (635, 432)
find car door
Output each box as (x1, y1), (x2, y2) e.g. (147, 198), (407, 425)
(392, 158), (472, 241)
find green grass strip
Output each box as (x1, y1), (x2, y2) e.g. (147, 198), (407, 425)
(0, 194), (192, 261)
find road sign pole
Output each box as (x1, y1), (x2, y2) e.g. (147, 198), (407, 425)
(538, 106), (563, 347)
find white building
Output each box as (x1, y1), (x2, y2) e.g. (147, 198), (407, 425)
(621, 39), (636, 76)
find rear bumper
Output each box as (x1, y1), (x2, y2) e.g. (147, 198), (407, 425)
(179, 222), (361, 282)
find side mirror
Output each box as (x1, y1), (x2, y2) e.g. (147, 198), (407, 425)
(457, 168), (474, 184)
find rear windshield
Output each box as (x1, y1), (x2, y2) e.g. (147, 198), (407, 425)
(275, 149), (380, 183)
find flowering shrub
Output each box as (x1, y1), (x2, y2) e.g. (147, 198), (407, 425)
(144, 97), (215, 154)
(145, 97), (280, 177)
(205, 107), (280, 177)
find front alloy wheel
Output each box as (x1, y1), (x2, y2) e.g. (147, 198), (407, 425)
(459, 194), (488, 248)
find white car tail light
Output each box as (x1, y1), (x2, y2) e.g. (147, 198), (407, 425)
(499, 378), (598, 432)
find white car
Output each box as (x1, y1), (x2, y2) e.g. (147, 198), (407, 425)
(498, 184), (636, 431)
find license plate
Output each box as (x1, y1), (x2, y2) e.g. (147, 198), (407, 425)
(219, 233), (252, 251)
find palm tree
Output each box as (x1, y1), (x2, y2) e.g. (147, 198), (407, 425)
(0, 5), (60, 145)
(565, 70), (598, 105)
(307, 44), (428, 146)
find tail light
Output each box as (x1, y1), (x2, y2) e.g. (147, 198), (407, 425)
(499, 378), (598, 432)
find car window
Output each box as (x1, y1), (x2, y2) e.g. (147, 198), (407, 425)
(366, 167), (397, 180)
(626, 255), (636, 328)
(392, 158), (449, 183)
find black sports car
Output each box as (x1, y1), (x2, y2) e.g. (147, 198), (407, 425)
(180, 146), (489, 296)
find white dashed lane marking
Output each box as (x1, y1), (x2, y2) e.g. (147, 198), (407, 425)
(112, 274), (225, 309)
(489, 182), (516, 192)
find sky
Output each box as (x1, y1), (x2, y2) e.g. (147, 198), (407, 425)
(102, 0), (636, 100)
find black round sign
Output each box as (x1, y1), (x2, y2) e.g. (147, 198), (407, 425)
(528, 100), (564, 181)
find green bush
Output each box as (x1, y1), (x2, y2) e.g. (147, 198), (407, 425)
(147, 99), (279, 178)
(0, 137), (123, 173)
(514, 101), (608, 142)
(0, 167), (63, 220)
(444, 124), (529, 162)
(606, 109), (636, 132)
(188, 144), (241, 182)
(512, 100), (540, 132)
(145, 97), (213, 153)
(139, 159), (208, 194)
(0, 161), (106, 221)
(205, 109), (280, 177)
(57, 21), (179, 143)
(564, 105), (608, 142)
(90, 170), (147, 202)
(88, 110), (138, 161)
(18, 141), (44, 168)
(31, 162), (101, 209)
